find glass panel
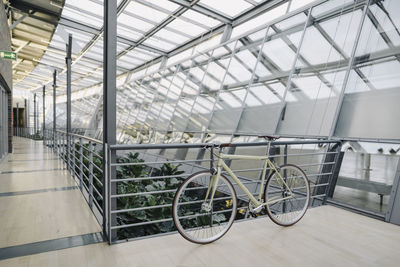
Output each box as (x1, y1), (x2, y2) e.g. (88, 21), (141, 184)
(237, 15), (308, 134)
(199, 0), (252, 17)
(332, 142), (399, 216)
(278, 0), (364, 137)
(335, 0), (400, 140)
(181, 51), (214, 131)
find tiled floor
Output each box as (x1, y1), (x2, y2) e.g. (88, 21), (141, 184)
(1, 137), (400, 266)
(0, 138), (101, 248)
(0, 206), (400, 267)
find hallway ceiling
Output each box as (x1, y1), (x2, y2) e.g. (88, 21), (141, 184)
(3, 0), (64, 89)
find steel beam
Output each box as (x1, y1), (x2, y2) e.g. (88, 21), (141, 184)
(33, 93), (37, 134)
(167, 0), (231, 24)
(24, 99), (27, 128)
(53, 70), (57, 147)
(16, 103), (19, 135)
(66, 34), (72, 171)
(9, 13), (28, 30)
(58, 17), (166, 55)
(103, 0), (117, 244)
(42, 86), (45, 139)
(329, 2), (369, 138)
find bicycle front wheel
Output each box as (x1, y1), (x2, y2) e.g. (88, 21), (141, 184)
(264, 164), (310, 226)
(172, 171), (237, 244)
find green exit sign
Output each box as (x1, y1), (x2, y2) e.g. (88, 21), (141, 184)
(0, 51), (17, 61)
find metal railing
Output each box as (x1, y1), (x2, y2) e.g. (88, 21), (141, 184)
(106, 139), (342, 244)
(13, 128), (343, 244)
(44, 129), (105, 227)
(14, 127), (43, 140)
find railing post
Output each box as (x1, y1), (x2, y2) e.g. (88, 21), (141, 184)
(89, 141), (94, 209)
(71, 135), (75, 177)
(53, 70), (57, 151)
(63, 133), (66, 163)
(56, 132), (59, 157)
(79, 137), (83, 190)
(43, 85), (46, 145)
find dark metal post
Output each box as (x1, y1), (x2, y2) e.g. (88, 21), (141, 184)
(53, 70), (57, 149)
(89, 141), (94, 209)
(66, 34), (72, 171)
(103, 0), (117, 244)
(43, 86), (46, 144)
(71, 136), (75, 177)
(24, 99), (27, 129)
(34, 93), (37, 135)
(16, 103), (19, 136)
(79, 137), (83, 190)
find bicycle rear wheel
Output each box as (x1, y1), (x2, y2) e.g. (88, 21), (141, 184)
(264, 164), (310, 226)
(172, 171), (237, 244)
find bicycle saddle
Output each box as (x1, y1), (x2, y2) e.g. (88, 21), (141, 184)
(258, 135), (281, 141)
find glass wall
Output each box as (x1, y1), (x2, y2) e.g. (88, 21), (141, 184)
(332, 142), (399, 216)
(277, 0), (365, 137)
(47, 0), (399, 147)
(335, 0), (400, 140)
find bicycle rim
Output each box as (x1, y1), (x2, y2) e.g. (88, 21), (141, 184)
(264, 164), (310, 226)
(172, 171), (237, 244)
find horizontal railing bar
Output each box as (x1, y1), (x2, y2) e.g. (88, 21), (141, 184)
(311, 183), (329, 188)
(93, 197), (103, 214)
(111, 218), (172, 229)
(92, 162), (103, 173)
(112, 203), (172, 214)
(111, 158), (209, 167)
(93, 175), (104, 187)
(229, 161), (335, 173)
(111, 173), (188, 183)
(92, 185), (103, 200)
(112, 189), (176, 198)
(112, 195), (233, 214)
(110, 140), (341, 150)
(92, 151), (103, 158)
(55, 130), (103, 144)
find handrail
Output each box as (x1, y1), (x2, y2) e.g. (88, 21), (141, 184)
(55, 130), (103, 144)
(109, 139), (341, 150)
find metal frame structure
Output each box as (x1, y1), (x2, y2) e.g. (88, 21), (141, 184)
(11, 0), (400, 244)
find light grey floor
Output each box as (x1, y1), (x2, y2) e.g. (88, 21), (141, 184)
(1, 206), (400, 267)
(0, 137), (101, 248)
(1, 137), (400, 266)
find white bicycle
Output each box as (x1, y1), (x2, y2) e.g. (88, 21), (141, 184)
(172, 136), (310, 244)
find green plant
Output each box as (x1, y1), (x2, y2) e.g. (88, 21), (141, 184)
(115, 157), (185, 240)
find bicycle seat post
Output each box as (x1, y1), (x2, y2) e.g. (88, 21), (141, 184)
(266, 141), (271, 158)
(209, 145), (217, 175)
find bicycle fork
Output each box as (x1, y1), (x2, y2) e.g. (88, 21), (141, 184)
(202, 155), (223, 212)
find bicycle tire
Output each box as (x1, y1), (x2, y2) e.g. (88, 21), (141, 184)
(172, 171), (237, 244)
(264, 164), (310, 226)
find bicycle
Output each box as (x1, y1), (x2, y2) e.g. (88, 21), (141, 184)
(172, 136), (311, 244)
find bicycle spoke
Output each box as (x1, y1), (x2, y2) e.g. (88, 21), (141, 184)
(264, 165), (310, 226)
(173, 171), (237, 244)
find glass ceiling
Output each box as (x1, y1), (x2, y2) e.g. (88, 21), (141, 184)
(17, 0), (315, 95)
(29, 0), (400, 143)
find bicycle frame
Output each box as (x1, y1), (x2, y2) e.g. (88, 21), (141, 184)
(205, 149), (294, 210)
